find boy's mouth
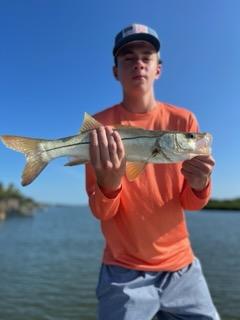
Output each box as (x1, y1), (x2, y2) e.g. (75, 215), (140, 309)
(132, 75), (146, 80)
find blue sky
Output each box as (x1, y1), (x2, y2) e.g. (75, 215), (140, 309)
(0, 0), (239, 205)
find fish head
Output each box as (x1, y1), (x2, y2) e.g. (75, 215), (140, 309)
(175, 132), (212, 155)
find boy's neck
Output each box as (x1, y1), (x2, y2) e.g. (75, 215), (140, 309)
(121, 91), (157, 113)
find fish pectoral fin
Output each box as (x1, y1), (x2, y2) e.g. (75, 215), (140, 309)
(126, 162), (146, 181)
(64, 157), (87, 166)
(79, 113), (102, 133)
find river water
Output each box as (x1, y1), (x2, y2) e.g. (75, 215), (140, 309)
(0, 207), (239, 320)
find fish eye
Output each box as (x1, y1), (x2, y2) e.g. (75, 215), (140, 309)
(185, 133), (195, 139)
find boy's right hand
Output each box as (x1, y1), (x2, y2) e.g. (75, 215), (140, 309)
(89, 126), (126, 194)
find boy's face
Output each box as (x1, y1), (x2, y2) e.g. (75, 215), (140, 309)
(113, 41), (161, 95)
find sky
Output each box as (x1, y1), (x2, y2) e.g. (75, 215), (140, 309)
(0, 0), (239, 205)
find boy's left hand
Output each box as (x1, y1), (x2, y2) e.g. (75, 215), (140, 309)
(181, 155), (215, 191)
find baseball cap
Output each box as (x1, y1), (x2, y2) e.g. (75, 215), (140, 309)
(113, 23), (160, 57)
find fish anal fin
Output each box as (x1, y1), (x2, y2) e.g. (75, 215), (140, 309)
(79, 113), (102, 133)
(22, 157), (48, 186)
(126, 162), (146, 181)
(64, 157), (87, 166)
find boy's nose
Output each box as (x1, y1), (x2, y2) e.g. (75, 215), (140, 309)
(133, 59), (144, 70)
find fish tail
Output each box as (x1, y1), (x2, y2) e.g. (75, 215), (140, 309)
(1, 135), (48, 186)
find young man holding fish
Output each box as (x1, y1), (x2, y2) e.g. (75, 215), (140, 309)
(0, 23), (218, 319)
(86, 24), (219, 320)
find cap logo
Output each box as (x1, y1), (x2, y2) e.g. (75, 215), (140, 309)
(134, 24), (148, 33)
(122, 24), (148, 38)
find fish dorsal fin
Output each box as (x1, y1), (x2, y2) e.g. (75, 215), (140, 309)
(80, 112), (102, 133)
(126, 162), (146, 181)
(114, 124), (144, 130)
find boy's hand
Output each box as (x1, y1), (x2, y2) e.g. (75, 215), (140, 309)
(90, 126), (126, 193)
(181, 155), (215, 191)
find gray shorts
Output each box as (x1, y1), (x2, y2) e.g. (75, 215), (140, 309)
(96, 258), (220, 320)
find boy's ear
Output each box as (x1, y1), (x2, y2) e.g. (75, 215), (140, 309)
(155, 63), (162, 79)
(113, 66), (119, 80)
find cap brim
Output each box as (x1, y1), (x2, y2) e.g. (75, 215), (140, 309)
(113, 33), (160, 56)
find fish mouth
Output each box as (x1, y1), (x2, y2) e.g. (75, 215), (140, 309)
(196, 133), (212, 154)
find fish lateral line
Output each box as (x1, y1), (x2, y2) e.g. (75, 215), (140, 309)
(44, 135), (164, 153)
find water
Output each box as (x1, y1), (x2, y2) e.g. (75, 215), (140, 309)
(0, 207), (239, 320)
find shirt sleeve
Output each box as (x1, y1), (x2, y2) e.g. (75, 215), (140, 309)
(180, 179), (211, 210)
(85, 164), (122, 220)
(179, 112), (212, 211)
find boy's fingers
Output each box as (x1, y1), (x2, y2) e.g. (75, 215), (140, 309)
(89, 130), (101, 168)
(97, 127), (112, 169)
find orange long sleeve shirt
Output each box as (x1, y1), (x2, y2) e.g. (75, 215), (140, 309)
(85, 102), (211, 271)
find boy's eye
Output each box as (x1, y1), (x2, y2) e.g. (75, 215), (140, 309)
(125, 56), (133, 61)
(123, 55), (153, 63)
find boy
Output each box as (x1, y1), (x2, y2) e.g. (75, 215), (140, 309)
(85, 23), (219, 320)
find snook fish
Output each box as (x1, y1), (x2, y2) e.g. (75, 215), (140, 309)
(0, 113), (212, 186)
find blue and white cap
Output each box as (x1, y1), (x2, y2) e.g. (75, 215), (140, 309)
(113, 23), (160, 56)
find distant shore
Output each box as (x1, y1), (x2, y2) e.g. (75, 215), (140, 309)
(204, 198), (240, 211)
(0, 181), (239, 221)
(51, 199), (240, 212)
(0, 182), (40, 221)
(26, 198), (240, 212)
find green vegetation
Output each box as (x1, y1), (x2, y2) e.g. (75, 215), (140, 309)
(204, 198), (240, 211)
(0, 182), (39, 219)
